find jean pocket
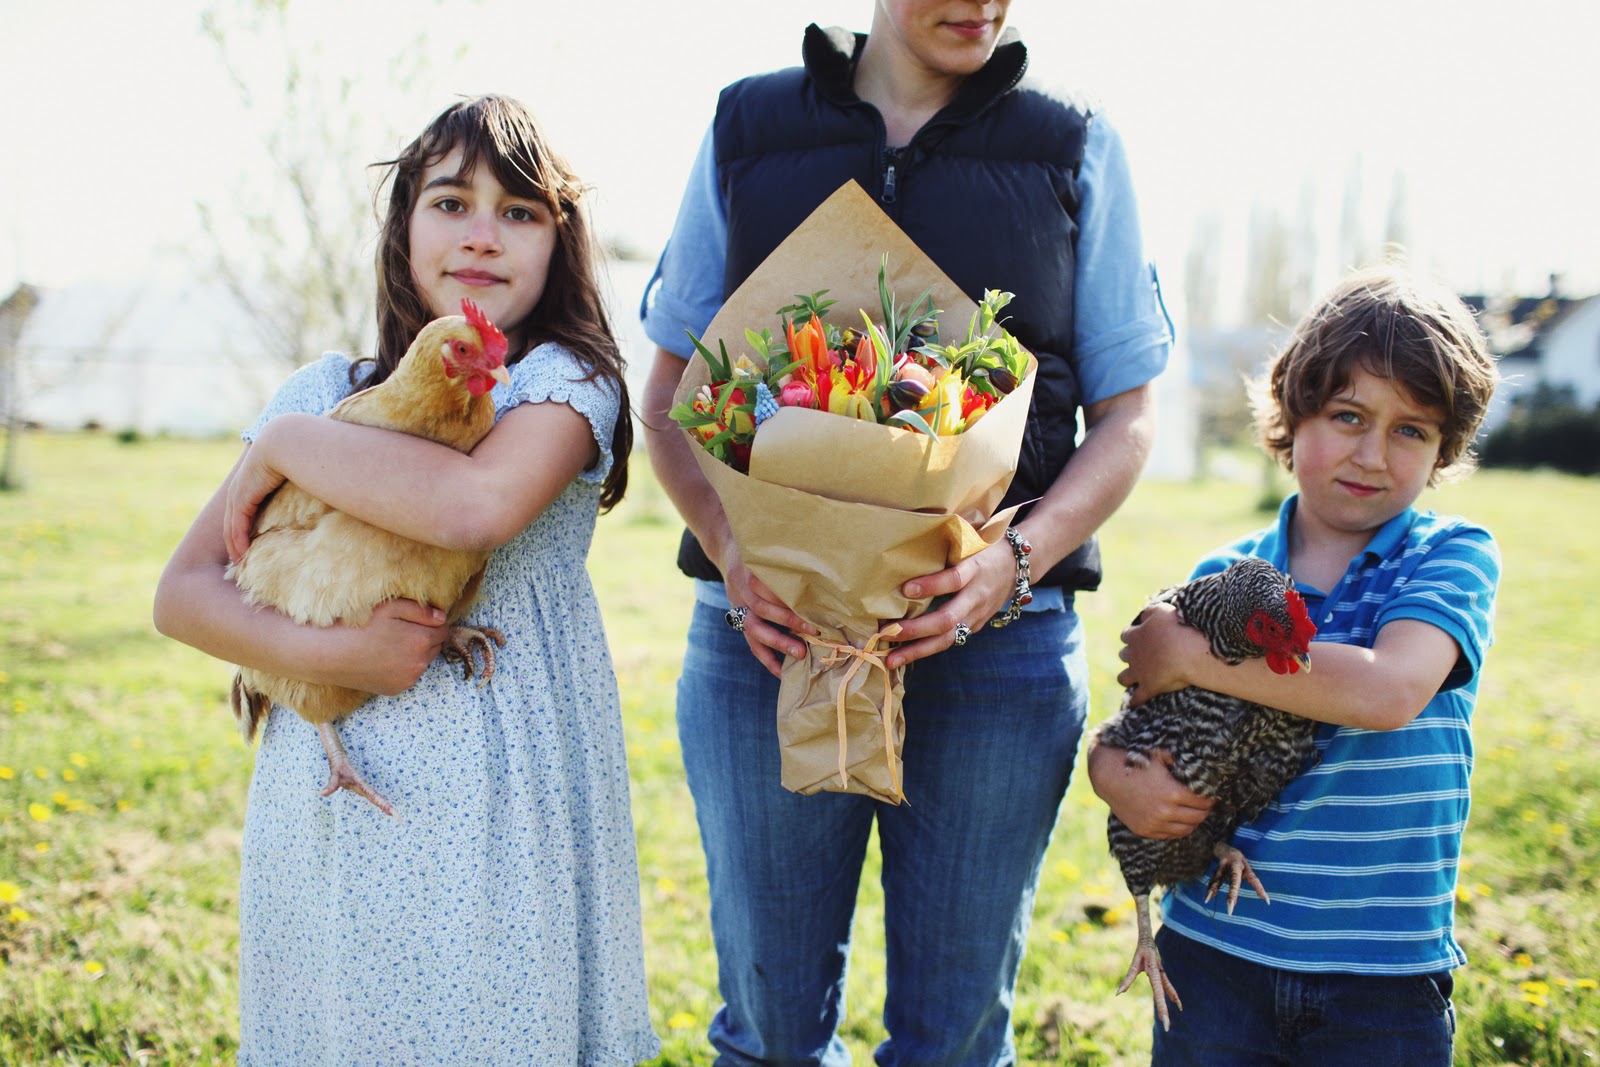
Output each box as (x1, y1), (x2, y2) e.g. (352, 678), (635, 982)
(1411, 970), (1455, 1015)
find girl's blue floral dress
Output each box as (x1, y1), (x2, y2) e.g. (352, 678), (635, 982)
(234, 346), (659, 1066)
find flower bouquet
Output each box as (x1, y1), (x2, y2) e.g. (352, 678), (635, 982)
(670, 181), (1036, 804)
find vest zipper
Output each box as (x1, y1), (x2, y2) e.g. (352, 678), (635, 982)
(881, 148), (901, 204)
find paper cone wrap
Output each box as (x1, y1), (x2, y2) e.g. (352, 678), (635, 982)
(674, 181), (1036, 803)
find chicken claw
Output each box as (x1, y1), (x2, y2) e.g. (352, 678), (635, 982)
(1118, 894), (1183, 1031)
(443, 625), (507, 685)
(314, 721), (395, 817)
(1205, 843), (1270, 913)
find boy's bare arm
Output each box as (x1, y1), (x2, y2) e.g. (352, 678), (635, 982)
(1119, 604), (1461, 731)
(1086, 738), (1215, 839)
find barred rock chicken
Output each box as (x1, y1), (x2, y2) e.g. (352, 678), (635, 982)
(225, 298), (512, 816)
(1095, 557), (1318, 1030)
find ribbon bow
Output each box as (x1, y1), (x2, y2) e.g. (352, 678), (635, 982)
(801, 623), (906, 803)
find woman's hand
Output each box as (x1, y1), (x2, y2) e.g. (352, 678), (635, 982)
(224, 420), (293, 564)
(321, 598), (450, 695)
(1087, 741), (1214, 840)
(718, 545), (817, 680)
(883, 535), (1018, 669)
(1117, 602), (1207, 707)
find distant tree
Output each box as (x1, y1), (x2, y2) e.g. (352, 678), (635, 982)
(195, 0), (433, 369)
(1481, 382), (1600, 476)
(1184, 213), (1224, 332)
(0, 285), (39, 491)
(1383, 170), (1411, 253)
(1245, 203), (1297, 327)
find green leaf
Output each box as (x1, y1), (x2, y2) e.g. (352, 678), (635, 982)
(685, 329), (731, 381)
(887, 408), (938, 437)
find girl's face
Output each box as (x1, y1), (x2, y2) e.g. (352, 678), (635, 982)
(409, 146), (557, 339)
(872, 0), (1010, 78)
(1290, 364), (1445, 545)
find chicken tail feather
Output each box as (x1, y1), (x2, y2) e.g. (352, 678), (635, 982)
(231, 673), (271, 744)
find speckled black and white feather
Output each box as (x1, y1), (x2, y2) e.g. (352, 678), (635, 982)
(1097, 557), (1318, 900)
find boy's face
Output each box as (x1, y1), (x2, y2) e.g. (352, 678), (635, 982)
(1291, 365), (1445, 543)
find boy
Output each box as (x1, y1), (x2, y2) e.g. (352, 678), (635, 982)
(1088, 265), (1501, 1064)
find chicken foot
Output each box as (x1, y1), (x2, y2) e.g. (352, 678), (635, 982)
(443, 625), (507, 685)
(1117, 892), (1183, 1031)
(1204, 842), (1271, 914)
(314, 720), (396, 817)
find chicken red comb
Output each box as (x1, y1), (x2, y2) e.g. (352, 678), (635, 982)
(1286, 588), (1317, 647)
(461, 298), (508, 365)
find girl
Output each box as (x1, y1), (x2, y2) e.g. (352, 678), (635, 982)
(154, 95), (659, 1066)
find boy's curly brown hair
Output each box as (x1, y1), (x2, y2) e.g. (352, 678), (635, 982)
(1250, 265), (1499, 485)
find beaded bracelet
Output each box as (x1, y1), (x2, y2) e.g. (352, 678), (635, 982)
(989, 526), (1033, 628)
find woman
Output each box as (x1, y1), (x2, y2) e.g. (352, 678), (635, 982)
(640, 3), (1171, 1062)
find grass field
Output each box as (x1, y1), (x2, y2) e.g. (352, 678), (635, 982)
(1, 430), (1597, 1065)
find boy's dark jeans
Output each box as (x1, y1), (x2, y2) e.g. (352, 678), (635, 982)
(1149, 926), (1455, 1066)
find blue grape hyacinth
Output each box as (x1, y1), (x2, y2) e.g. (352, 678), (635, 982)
(753, 381), (780, 426)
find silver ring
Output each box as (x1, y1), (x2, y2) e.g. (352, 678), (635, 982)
(952, 622), (972, 647)
(725, 606), (749, 632)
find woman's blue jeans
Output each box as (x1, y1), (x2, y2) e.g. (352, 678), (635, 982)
(677, 597), (1089, 1067)
(1148, 927), (1456, 1066)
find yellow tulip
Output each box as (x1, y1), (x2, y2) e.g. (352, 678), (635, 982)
(918, 372), (966, 435)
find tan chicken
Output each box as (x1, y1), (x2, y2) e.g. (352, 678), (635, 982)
(226, 298), (512, 815)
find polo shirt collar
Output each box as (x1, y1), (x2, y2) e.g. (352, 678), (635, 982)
(1272, 493), (1418, 570)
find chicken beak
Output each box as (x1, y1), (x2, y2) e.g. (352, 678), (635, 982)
(1295, 653), (1312, 673)
(489, 365), (512, 388)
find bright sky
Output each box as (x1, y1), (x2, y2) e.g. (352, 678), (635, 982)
(3, 0), (1597, 320)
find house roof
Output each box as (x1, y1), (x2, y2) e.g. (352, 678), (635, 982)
(1460, 291), (1599, 358)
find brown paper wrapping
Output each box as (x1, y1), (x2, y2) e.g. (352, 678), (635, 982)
(674, 181), (1036, 804)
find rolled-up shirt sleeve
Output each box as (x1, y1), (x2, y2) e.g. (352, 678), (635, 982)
(1072, 114), (1173, 406)
(641, 123), (728, 359)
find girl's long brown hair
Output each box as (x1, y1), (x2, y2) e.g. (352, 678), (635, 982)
(358, 94), (631, 510)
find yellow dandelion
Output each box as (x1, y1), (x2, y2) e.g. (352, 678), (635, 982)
(1576, 978), (1598, 990)
(84, 961), (105, 976)
(1555, 759), (1571, 774)
(1549, 824), (1569, 837)
(6, 907), (29, 924)
(1049, 929), (1069, 943)
(655, 877), (678, 894)
(667, 1012), (698, 1031)
(1102, 906), (1129, 927)
(33, 843), (48, 854)
(1522, 980), (1551, 996)
(27, 803), (50, 822)
(115, 800), (132, 813)
(1521, 992), (1548, 1008)
(1076, 922), (1094, 937)
(1515, 952), (1534, 967)
(1556, 977), (1571, 987)
(1474, 883), (1493, 897)
(0, 766), (13, 779)
(61, 769), (77, 782)
(1520, 809), (1539, 823)
(11, 700), (24, 714)
(32, 767), (49, 780)
(0, 882), (19, 904)
(1455, 885), (1472, 903)
(63, 800), (87, 813)
(1054, 861), (1082, 882)
(68, 753), (87, 768)
(51, 791), (69, 806)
